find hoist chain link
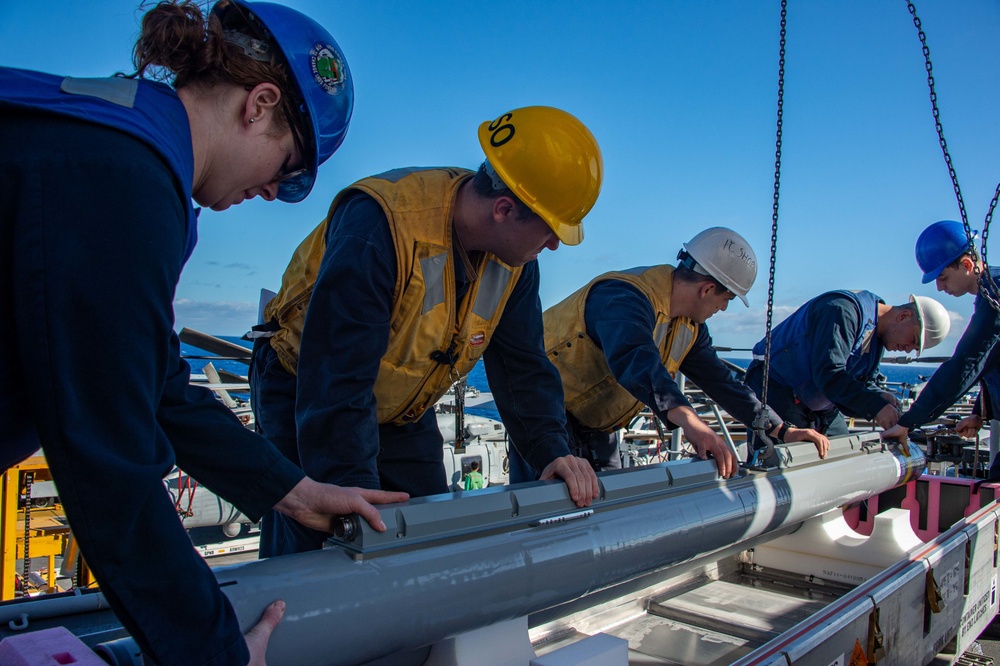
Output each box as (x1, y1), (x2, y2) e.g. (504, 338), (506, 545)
(22, 471), (34, 589)
(983, 184), (1000, 261)
(907, 0), (1000, 312)
(982, 183), (1000, 305)
(752, 0), (787, 464)
(444, 362), (467, 450)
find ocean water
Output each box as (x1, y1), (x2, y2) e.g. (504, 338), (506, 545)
(182, 336), (951, 424)
(723, 357), (942, 396)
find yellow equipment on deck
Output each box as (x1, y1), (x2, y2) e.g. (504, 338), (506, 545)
(0, 456), (93, 600)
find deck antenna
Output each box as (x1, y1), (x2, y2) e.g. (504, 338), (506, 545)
(750, 0), (787, 465)
(906, 1), (1000, 312)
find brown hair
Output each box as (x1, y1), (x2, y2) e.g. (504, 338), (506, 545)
(674, 264), (730, 293)
(131, 1), (300, 137)
(471, 163), (535, 220)
(947, 247), (981, 270)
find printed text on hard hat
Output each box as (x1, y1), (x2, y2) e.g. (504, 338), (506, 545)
(488, 114), (515, 147)
(722, 238), (756, 270)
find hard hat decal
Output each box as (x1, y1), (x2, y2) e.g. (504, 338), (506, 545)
(487, 113), (515, 148)
(682, 227), (757, 305)
(722, 238), (756, 271)
(477, 105), (602, 246)
(309, 43), (346, 94)
(217, 0), (354, 201)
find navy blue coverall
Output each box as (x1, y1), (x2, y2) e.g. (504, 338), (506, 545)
(744, 292), (887, 437)
(896, 268), (1000, 476)
(251, 193), (571, 556)
(0, 106), (303, 664)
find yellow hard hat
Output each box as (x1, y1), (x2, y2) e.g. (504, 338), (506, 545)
(478, 106), (603, 246)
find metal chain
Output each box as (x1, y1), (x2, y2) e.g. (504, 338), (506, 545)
(982, 183), (1000, 303)
(22, 472), (33, 590)
(454, 374), (466, 450)
(906, 0), (1000, 312)
(751, 0), (786, 463)
(73, 551), (81, 590)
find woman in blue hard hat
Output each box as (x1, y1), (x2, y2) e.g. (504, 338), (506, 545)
(882, 220), (1000, 465)
(0, 1), (406, 664)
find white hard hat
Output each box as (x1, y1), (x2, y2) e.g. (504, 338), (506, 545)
(679, 227), (758, 306)
(910, 294), (950, 355)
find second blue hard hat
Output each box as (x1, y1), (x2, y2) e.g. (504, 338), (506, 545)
(915, 220), (975, 284)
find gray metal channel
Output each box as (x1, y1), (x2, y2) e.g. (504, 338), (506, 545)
(588, 564), (845, 665)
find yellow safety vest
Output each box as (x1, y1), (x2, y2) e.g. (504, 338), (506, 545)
(265, 167), (523, 424)
(543, 265), (698, 431)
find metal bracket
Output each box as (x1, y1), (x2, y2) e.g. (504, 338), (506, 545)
(868, 606), (887, 662)
(993, 519), (998, 569)
(7, 612), (28, 631)
(926, 568), (945, 614)
(750, 411), (776, 468)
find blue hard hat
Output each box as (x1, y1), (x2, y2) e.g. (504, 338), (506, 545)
(214, 0), (353, 203)
(915, 220), (976, 284)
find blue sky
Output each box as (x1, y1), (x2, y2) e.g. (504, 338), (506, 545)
(3, 1), (998, 357)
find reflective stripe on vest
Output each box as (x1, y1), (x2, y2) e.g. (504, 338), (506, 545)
(664, 320), (696, 378)
(0, 67), (199, 262)
(421, 252), (448, 314)
(264, 168), (523, 424)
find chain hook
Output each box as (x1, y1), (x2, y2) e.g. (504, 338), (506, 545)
(751, 412), (777, 467)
